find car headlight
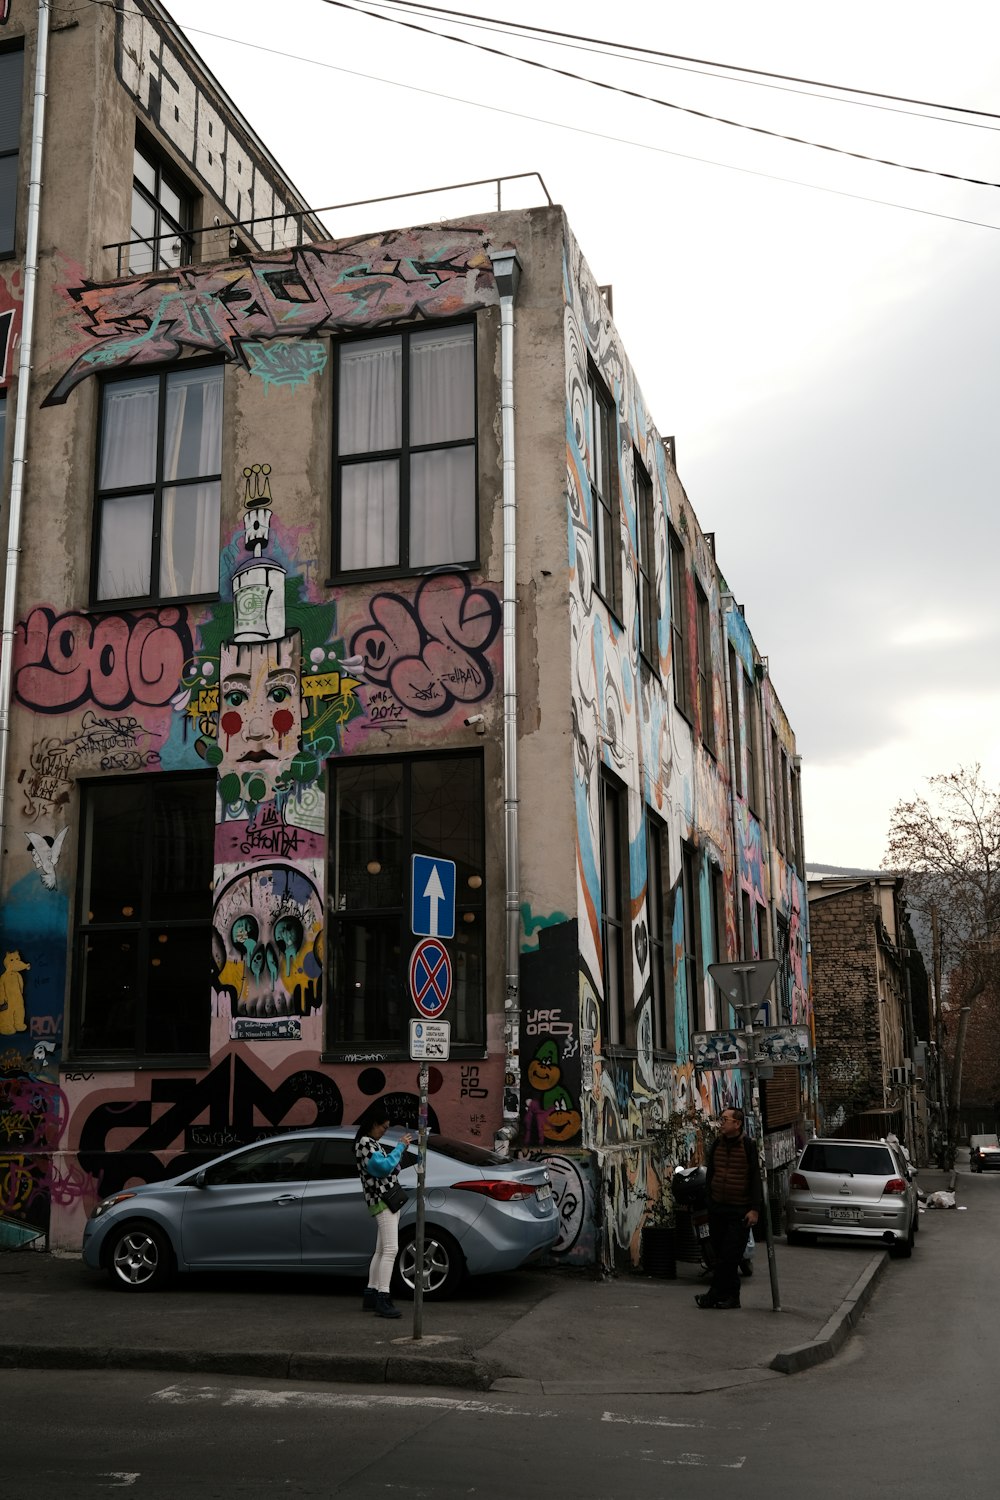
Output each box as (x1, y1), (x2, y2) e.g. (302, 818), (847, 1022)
(90, 1191), (138, 1220)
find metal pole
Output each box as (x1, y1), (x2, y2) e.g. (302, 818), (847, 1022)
(412, 1062), (429, 1340)
(738, 969), (781, 1312)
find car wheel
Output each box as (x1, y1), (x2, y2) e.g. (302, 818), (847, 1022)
(106, 1221), (174, 1292)
(890, 1222), (915, 1260)
(394, 1226), (465, 1301)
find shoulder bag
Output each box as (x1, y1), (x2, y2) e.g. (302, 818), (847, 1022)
(381, 1181), (407, 1214)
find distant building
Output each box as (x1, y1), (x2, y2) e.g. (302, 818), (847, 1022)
(1, 0), (811, 1268)
(807, 872), (925, 1151)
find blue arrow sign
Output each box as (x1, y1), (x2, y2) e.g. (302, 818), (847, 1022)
(411, 854), (456, 939)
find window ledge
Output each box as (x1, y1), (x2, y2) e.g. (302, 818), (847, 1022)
(322, 1046), (488, 1065)
(62, 1054), (211, 1072)
(87, 592), (221, 615)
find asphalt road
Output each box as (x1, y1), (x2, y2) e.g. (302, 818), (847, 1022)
(5, 1167), (998, 1499)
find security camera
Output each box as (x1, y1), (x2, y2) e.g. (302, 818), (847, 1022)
(464, 715), (485, 725)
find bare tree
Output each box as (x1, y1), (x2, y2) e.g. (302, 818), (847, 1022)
(885, 765), (1000, 1165)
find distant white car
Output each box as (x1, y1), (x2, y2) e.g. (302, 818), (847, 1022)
(786, 1136), (918, 1259)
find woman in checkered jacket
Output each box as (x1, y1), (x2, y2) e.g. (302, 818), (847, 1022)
(354, 1105), (413, 1319)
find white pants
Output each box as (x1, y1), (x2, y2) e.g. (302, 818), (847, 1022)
(368, 1209), (399, 1294)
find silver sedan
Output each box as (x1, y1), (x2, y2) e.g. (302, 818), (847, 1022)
(82, 1127), (559, 1298)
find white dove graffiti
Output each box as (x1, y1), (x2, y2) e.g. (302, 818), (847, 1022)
(25, 827), (68, 890)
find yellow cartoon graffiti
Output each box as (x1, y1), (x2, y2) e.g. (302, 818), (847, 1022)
(0, 950), (30, 1035)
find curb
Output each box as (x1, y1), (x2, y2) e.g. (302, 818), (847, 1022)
(0, 1343), (495, 1391)
(769, 1251), (887, 1375)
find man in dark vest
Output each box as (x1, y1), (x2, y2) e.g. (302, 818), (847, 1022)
(696, 1106), (763, 1310)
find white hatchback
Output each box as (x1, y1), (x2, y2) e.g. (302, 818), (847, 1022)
(786, 1137), (918, 1259)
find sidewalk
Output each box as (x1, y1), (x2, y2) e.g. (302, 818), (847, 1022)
(0, 1169), (954, 1396)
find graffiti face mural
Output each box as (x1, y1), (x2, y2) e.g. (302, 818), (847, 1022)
(213, 865), (322, 1033)
(215, 636), (303, 808)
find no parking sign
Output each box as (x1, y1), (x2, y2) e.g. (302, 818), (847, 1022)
(408, 937), (453, 1018)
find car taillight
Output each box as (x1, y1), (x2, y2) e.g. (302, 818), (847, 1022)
(790, 1172), (808, 1190)
(883, 1178), (907, 1195)
(452, 1179), (538, 1202)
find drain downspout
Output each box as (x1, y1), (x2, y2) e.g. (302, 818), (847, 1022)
(489, 246), (522, 1155)
(0, 0), (51, 874)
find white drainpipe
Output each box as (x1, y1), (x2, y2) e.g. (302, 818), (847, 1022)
(0, 0), (51, 873)
(488, 246), (522, 1155)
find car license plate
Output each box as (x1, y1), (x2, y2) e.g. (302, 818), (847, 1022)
(829, 1207), (858, 1222)
(536, 1184), (552, 1201)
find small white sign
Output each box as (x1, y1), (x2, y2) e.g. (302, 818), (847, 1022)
(409, 1019), (451, 1061)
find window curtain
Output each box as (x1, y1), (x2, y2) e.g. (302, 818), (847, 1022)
(160, 368), (222, 596)
(409, 327), (475, 566)
(97, 379), (158, 599)
(338, 339), (401, 569)
(409, 447), (475, 565)
(409, 327), (473, 444)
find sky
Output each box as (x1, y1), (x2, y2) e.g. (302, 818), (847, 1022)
(166, 0), (1000, 869)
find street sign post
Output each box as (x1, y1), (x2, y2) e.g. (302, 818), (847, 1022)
(411, 855), (456, 939)
(409, 1019), (451, 1061)
(408, 938), (453, 1019)
(413, 1056), (430, 1340)
(708, 960), (783, 1313)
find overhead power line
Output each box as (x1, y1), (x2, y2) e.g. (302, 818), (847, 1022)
(322, 0), (1000, 191)
(164, 19), (1000, 235)
(359, 0), (1000, 134)
(364, 0), (1000, 122)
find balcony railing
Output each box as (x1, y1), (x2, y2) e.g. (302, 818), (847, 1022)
(105, 172), (553, 276)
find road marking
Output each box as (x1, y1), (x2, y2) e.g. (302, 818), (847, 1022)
(630, 1449), (747, 1469)
(603, 1411), (769, 1432)
(602, 1412), (705, 1429)
(98, 1476), (141, 1488)
(151, 1385), (562, 1418)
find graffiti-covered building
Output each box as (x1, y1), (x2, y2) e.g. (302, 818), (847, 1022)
(0, 0), (812, 1270)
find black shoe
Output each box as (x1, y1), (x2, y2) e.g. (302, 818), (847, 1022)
(374, 1292), (402, 1319)
(363, 1286), (377, 1311)
(695, 1294), (718, 1308)
(713, 1297), (741, 1309)
(739, 1260), (754, 1277)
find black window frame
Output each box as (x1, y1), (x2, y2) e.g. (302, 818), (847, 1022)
(696, 581), (716, 756)
(728, 644), (743, 797)
(740, 889), (754, 964)
(681, 841), (702, 1039)
(744, 668), (760, 816)
(129, 133), (195, 275)
(599, 769), (628, 1047)
(70, 771), (215, 1064)
(645, 808), (673, 1055)
(635, 450), (658, 669)
(587, 364), (622, 619)
(791, 760), (803, 869)
(327, 749), (486, 1056)
(0, 46), (23, 261)
(92, 359), (224, 609)
(756, 900), (770, 961)
(331, 319), (479, 582)
(770, 727), (785, 853)
(669, 525), (690, 719)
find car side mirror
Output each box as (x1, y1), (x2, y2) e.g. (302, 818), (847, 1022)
(195, 1169), (208, 1188)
